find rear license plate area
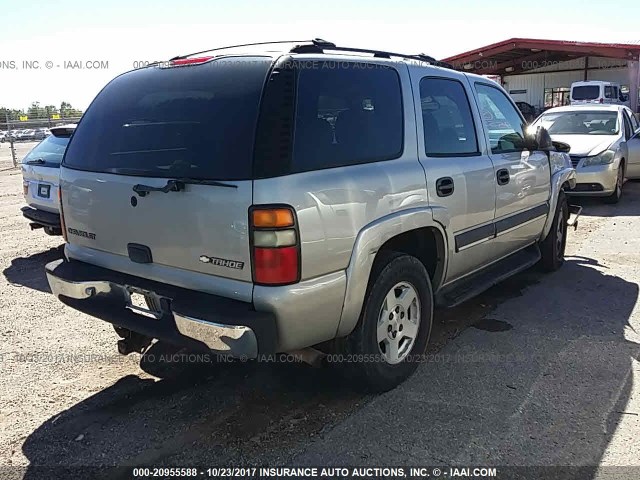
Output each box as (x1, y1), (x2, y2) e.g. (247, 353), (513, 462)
(37, 184), (50, 198)
(124, 286), (164, 319)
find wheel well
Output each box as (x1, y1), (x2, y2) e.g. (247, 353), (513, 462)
(375, 227), (446, 290)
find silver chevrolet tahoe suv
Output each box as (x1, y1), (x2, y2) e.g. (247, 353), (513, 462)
(46, 40), (577, 391)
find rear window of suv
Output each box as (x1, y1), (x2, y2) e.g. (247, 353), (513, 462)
(22, 134), (72, 166)
(63, 56), (272, 180)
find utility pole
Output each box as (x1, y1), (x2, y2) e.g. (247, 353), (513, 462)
(10, 139), (17, 167)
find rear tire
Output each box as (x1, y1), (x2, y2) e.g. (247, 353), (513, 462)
(603, 162), (624, 204)
(540, 190), (569, 272)
(344, 252), (433, 392)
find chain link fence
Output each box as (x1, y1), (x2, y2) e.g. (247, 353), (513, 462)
(1, 115), (82, 169)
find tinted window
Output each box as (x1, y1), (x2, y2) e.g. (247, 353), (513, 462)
(420, 78), (478, 156)
(22, 134), (71, 166)
(534, 111), (619, 135)
(291, 62), (403, 172)
(64, 57), (272, 180)
(475, 83), (526, 153)
(572, 85), (600, 100)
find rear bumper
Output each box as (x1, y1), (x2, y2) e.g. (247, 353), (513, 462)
(45, 259), (277, 358)
(21, 206), (62, 231)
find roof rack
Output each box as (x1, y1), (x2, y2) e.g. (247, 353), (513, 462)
(288, 39), (454, 68)
(170, 38), (453, 69)
(170, 39), (321, 61)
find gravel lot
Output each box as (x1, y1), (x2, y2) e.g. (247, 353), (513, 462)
(1, 143), (639, 478)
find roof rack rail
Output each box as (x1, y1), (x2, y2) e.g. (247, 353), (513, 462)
(169, 38), (453, 69)
(169, 39), (327, 61)
(289, 40), (453, 68)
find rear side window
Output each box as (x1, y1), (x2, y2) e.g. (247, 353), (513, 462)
(628, 110), (640, 132)
(291, 62), (403, 172)
(420, 77), (478, 156)
(23, 134), (71, 166)
(572, 85), (599, 100)
(64, 57), (272, 180)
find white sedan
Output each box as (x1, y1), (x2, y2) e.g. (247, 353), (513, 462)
(532, 105), (640, 203)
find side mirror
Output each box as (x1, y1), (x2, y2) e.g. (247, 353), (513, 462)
(552, 141), (571, 153)
(525, 125), (553, 151)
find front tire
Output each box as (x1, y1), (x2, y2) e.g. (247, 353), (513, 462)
(603, 162), (624, 204)
(540, 190), (569, 272)
(344, 252), (433, 392)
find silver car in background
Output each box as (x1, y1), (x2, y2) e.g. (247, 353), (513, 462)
(532, 105), (640, 203)
(21, 124), (76, 235)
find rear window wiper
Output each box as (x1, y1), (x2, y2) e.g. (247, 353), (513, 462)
(132, 178), (237, 197)
(25, 158), (45, 165)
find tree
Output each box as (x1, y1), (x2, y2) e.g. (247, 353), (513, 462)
(60, 101), (73, 117)
(44, 105), (59, 117)
(27, 101), (47, 119)
(0, 107), (27, 129)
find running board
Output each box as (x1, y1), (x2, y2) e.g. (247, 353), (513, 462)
(435, 244), (541, 308)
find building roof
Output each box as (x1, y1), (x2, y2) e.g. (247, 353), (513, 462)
(441, 38), (640, 76)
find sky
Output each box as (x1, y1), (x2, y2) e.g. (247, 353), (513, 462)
(1, 0), (639, 111)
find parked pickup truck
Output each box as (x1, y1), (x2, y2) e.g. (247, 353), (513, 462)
(45, 39), (578, 392)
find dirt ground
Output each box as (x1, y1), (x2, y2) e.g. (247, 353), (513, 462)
(1, 144), (638, 478)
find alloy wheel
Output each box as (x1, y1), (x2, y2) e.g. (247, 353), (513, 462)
(376, 281), (421, 364)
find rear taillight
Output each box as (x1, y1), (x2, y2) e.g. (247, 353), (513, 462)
(58, 187), (67, 242)
(250, 206), (300, 285)
(23, 181), (29, 196)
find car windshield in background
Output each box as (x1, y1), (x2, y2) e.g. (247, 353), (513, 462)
(572, 86), (600, 100)
(63, 57), (272, 180)
(534, 111), (619, 135)
(22, 134), (72, 165)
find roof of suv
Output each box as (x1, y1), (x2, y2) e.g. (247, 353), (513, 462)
(152, 39), (457, 75)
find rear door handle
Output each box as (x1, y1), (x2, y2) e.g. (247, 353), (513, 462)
(436, 177), (454, 197)
(496, 169), (510, 185)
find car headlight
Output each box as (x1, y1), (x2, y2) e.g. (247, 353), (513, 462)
(582, 150), (615, 166)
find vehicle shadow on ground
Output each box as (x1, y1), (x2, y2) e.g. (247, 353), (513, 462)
(570, 180), (640, 217)
(2, 245), (64, 293)
(20, 257), (639, 477)
(20, 344), (366, 479)
(292, 257), (640, 474)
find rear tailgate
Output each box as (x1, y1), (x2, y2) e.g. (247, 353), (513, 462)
(23, 164), (59, 213)
(60, 56), (273, 297)
(61, 169), (253, 282)
(21, 131), (73, 213)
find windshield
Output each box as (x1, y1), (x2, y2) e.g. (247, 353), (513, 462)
(533, 111), (618, 135)
(63, 57), (272, 180)
(22, 134), (72, 165)
(572, 85), (600, 101)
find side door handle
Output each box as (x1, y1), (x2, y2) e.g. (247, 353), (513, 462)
(435, 177), (454, 197)
(496, 168), (510, 185)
